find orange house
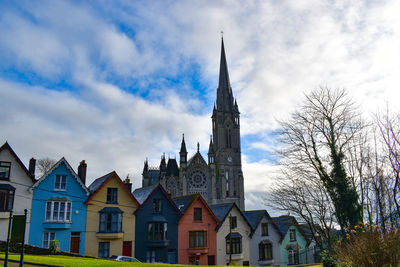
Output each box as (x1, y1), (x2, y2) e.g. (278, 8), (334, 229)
(173, 194), (219, 265)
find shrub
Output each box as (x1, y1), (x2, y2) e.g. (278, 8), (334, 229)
(49, 240), (59, 254)
(320, 250), (338, 267)
(335, 222), (400, 267)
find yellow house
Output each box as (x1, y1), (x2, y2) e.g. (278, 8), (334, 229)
(85, 171), (138, 258)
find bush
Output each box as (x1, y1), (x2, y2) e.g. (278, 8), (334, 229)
(335, 223), (400, 267)
(320, 250), (338, 267)
(49, 240), (59, 254)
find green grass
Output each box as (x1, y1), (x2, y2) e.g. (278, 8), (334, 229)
(1, 253), (321, 267)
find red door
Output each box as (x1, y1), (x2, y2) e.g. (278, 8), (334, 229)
(122, 241), (132, 256)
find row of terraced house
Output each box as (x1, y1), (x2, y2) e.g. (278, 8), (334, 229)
(0, 141), (319, 266)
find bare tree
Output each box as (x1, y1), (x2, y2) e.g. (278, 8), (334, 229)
(376, 108), (400, 223)
(271, 87), (363, 234)
(36, 157), (56, 177)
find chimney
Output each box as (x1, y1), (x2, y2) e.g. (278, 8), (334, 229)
(124, 176), (132, 192)
(29, 158), (36, 179)
(77, 160), (87, 185)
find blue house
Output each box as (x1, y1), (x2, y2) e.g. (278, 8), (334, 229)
(133, 184), (181, 263)
(29, 158), (89, 254)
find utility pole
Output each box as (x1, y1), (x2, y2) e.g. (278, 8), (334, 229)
(5, 209), (13, 267)
(19, 209), (28, 267)
(229, 213), (232, 265)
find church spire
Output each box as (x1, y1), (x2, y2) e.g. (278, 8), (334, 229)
(179, 134), (187, 164)
(217, 37), (234, 112)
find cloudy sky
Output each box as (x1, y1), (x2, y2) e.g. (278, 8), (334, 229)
(1, 0), (399, 211)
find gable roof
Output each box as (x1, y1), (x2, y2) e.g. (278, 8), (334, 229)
(0, 142), (35, 183)
(243, 210), (282, 238)
(133, 183), (182, 215)
(30, 157), (89, 195)
(173, 194), (219, 224)
(85, 171), (139, 206)
(210, 202), (253, 232)
(132, 184), (157, 204)
(273, 215), (310, 244)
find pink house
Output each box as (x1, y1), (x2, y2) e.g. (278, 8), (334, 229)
(174, 194), (219, 265)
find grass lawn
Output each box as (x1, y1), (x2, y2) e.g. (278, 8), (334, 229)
(1, 253), (321, 267)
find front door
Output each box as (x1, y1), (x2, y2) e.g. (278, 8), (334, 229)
(70, 232), (80, 254)
(123, 241), (132, 256)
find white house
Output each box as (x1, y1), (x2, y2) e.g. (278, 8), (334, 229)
(0, 142), (36, 242)
(210, 203), (252, 266)
(244, 210), (282, 266)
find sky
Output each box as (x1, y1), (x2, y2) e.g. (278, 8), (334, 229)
(1, 0), (400, 212)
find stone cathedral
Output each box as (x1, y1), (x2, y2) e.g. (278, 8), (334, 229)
(142, 38), (245, 210)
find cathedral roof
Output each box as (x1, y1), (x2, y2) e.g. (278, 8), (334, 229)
(166, 158), (179, 176)
(187, 151), (207, 166)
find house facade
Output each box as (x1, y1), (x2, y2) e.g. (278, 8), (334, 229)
(29, 158), (89, 254)
(133, 184), (181, 263)
(244, 210), (282, 266)
(210, 203), (252, 266)
(174, 194), (219, 265)
(273, 216), (309, 266)
(0, 142), (36, 243)
(85, 171), (138, 258)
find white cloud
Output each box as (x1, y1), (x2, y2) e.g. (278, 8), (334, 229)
(1, 0), (400, 211)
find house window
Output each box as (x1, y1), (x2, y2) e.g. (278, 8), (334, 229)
(289, 229), (296, 241)
(54, 175), (66, 190)
(194, 208), (202, 221)
(153, 199), (162, 213)
(288, 248), (299, 265)
(259, 242), (273, 260)
(106, 188), (118, 203)
(0, 187), (15, 211)
(42, 232), (56, 248)
(148, 222), (167, 240)
(98, 242), (110, 258)
(99, 208), (123, 233)
(226, 233), (242, 254)
(0, 162), (11, 180)
(226, 236), (242, 254)
(45, 201), (72, 222)
(189, 231), (207, 248)
(230, 216), (237, 229)
(261, 223), (269, 236)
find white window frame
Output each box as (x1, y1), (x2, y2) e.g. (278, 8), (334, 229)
(54, 175), (67, 191)
(45, 201), (72, 222)
(43, 232), (56, 248)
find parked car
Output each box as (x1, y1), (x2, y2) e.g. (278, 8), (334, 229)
(110, 255), (141, 262)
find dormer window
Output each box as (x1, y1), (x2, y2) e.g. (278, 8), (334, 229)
(231, 216), (237, 229)
(54, 175), (66, 190)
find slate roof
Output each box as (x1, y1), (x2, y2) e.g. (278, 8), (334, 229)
(88, 171), (113, 193)
(132, 185), (157, 204)
(244, 210), (283, 238)
(166, 158), (179, 177)
(209, 203), (234, 222)
(173, 194), (197, 214)
(243, 210), (266, 231)
(272, 215), (295, 236)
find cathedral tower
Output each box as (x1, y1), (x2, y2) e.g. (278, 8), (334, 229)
(211, 38), (244, 209)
